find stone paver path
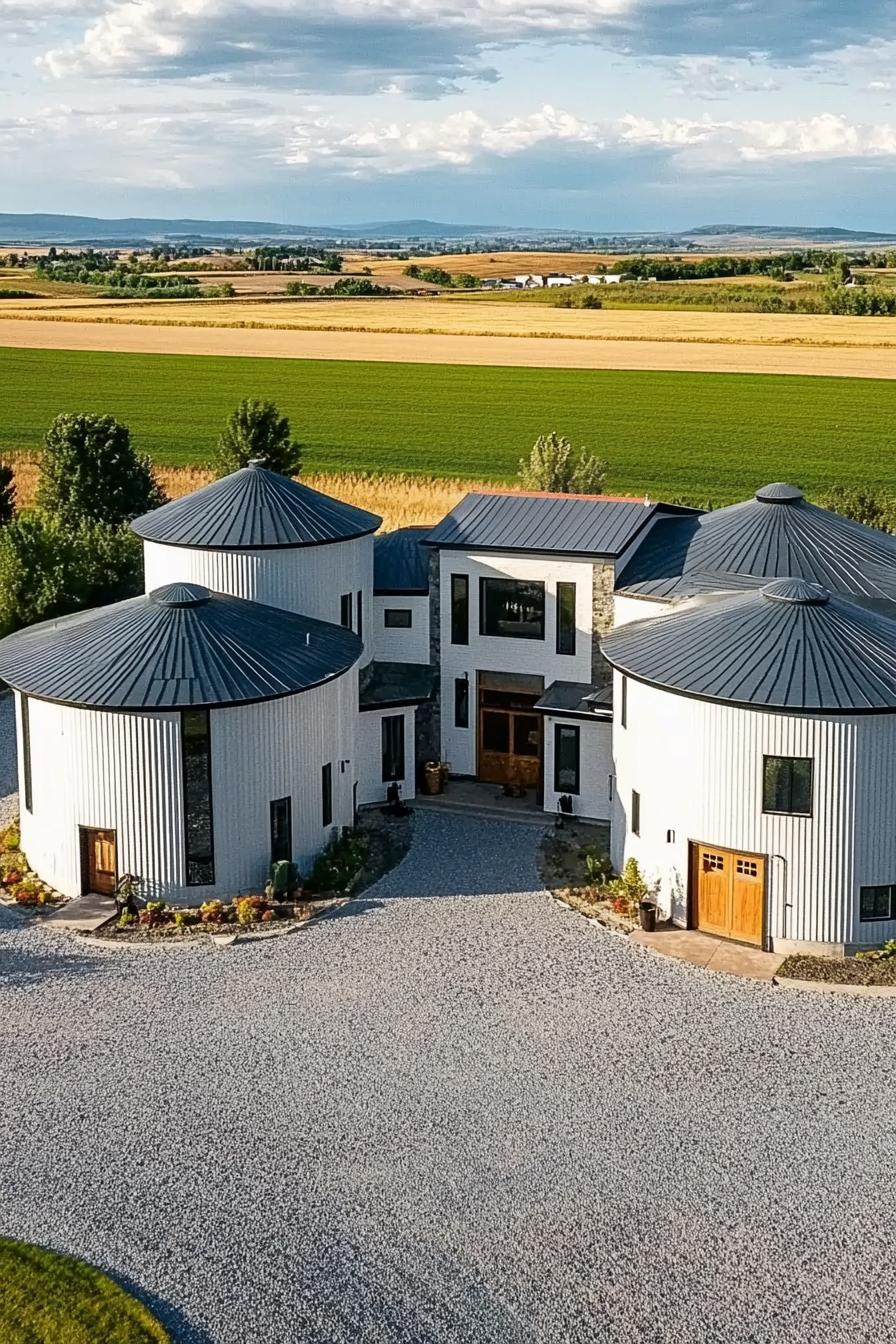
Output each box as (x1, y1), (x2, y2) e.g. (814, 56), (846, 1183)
(0, 810), (894, 1343)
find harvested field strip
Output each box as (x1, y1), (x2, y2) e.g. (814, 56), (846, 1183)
(4, 346), (896, 501)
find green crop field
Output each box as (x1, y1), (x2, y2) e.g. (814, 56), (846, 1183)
(1, 345), (895, 501)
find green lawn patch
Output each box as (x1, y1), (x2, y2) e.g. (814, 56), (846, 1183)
(0, 1238), (169, 1343)
(3, 346), (896, 501)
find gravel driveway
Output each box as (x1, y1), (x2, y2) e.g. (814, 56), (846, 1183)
(1, 810), (894, 1344)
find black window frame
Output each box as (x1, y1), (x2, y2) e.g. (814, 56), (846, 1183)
(450, 574), (469, 645)
(270, 796), (292, 865)
(556, 581), (576, 656)
(454, 677), (469, 729)
(20, 693), (32, 814)
(384, 608), (413, 629)
(860, 884), (896, 922)
(620, 674), (628, 729)
(762, 755), (813, 817)
(631, 788), (641, 837)
(321, 762), (333, 827)
(554, 723), (581, 795)
(340, 593), (353, 629)
(181, 708), (215, 887)
(356, 590), (363, 641)
(479, 577), (546, 641)
(381, 714), (405, 783)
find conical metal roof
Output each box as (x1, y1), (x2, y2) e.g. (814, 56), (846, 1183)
(132, 461), (381, 550)
(601, 578), (896, 713)
(616, 483), (896, 605)
(0, 584), (362, 710)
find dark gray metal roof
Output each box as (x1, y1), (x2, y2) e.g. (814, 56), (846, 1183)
(359, 660), (436, 710)
(601, 578), (896, 713)
(0, 583), (362, 710)
(424, 492), (693, 558)
(616, 483), (896, 605)
(132, 461), (381, 550)
(373, 527), (431, 594)
(534, 680), (613, 720)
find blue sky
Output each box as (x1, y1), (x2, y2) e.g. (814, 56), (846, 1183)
(3, 0), (896, 228)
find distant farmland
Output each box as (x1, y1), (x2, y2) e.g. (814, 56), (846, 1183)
(1, 345), (895, 502)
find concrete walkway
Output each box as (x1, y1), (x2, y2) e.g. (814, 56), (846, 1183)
(630, 925), (784, 980)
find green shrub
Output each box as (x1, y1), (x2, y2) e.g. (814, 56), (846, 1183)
(307, 831), (368, 893)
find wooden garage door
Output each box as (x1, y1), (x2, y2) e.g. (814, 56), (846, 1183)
(693, 844), (765, 946)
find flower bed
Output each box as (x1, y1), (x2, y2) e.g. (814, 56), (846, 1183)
(539, 823), (657, 933)
(780, 949), (896, 987)
(0, 822), (65, 909)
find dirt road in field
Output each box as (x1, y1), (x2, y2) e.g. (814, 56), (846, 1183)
(2, 316), (896, 378)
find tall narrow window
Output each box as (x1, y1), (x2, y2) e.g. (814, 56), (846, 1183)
(382, 715), (405, 782)
(270, 797), (292, 864)
(356, 590), (363, 641)
(556, 582), (576, 655)
(763, 756), (813, 816)
(340, 594), (352, 629)
(20, 693), (32, 814)
(554, 724), (580, 795)
(182, 709), (214, 886)
(451, 574), (469, 645)
(620, 674), (628, 729)
(454, 677), (469, 728)
(631, 789), (641, 837)
(321, 762), (333, 827)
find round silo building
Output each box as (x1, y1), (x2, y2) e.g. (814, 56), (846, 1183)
(0, 584), (362, 903)
(602, 578), (896, 955)
(132, 462), (381, 666)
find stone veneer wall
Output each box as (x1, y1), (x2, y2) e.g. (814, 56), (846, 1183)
(591, 562), (616, 682)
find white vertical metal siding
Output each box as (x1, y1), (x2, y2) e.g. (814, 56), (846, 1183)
(143, 534), (376, 665)
(356, 706), (417, 807)
(439, 550), (595, 776)
(542, 716), (612, 822)
(372, 595), (430, 665)
(611, 672), (896, 952)
(19, 668), (358, 904)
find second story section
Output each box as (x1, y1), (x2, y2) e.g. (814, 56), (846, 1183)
(426, 490), (687, 686)
(372, 526), (431, 665)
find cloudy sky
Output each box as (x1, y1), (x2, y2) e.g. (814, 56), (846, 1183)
(3, 0), (896, 228)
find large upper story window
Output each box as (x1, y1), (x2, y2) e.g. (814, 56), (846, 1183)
(763, 756), (813, 816)
(479, 578), (545, 640)
(182, 709), (215, 886)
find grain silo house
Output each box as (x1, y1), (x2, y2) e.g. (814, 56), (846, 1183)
(603, 579), (896, 956)
(0, 585), (362, 903)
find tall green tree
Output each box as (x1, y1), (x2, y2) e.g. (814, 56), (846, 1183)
(518, 431), (608, 495)
(36, 413), (166, 529)
(215, 398), (302, 477)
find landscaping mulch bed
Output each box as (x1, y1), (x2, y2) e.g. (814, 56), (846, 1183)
(538, 821), (637, 934)
(779, 953), (896, 987)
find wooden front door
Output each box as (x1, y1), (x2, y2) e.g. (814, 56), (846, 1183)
(692, 843), (765, 946)
(478, 690), (542, 788)
(83, 828), (117, 896)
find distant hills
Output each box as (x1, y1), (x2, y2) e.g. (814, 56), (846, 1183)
(2, 212), (895, 247)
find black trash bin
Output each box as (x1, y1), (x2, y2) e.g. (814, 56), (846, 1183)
(638, 899), (657, 932)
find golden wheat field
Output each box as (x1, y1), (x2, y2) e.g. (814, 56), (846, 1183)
(4, 294), (896, 349)
(345, 250), (670, 278)
(9, 459), (479, 531)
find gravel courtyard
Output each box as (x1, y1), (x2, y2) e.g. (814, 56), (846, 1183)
(1, 809), (894, 1344)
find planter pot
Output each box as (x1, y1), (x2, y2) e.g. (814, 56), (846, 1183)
(423, 762), (444, 795)
(638, 900), (657, 933)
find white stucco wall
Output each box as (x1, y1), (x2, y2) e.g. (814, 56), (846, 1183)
(356, 705), (417, 807)
(18, 671), (357, 903)
(372, 595), (430, 665)
(610, 670), (896, 953)
(542, 716), (613, 822)
(143, 534), (376, 665)
(439, 550), (596, 777)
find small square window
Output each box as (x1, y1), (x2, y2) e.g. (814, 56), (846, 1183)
(860, 884), (895, 922)
(762, 756), (813, 816)
(384, 608), (412, 629)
